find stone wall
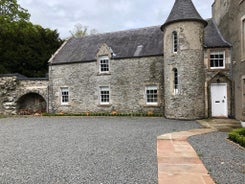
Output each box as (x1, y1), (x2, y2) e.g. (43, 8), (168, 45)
(163, 21), (206, 119)
(0, 76), (18, 114)
(213, 0), (245, 120)
(49, 56), (164, 114)
(0, 75), (48, 115)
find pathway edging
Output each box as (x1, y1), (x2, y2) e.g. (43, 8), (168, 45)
(157, 128), (216, 184)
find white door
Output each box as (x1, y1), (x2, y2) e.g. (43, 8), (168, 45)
(211, 83), (228, 117)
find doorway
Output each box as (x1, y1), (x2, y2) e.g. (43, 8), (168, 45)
(211, 83), (228, 117)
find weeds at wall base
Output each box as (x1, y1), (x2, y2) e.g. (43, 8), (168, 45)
(43, 112), (163, 117)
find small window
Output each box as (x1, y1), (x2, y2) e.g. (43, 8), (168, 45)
(99, 56), (110, 73)
(146, 86), (158, 105)
(210, 51), (225, 69)
(100, 86), (110, 105)
(242, 77), (245, 111)
(173, 68), (179, 95)
(172, 31), (178, 53)
(61, 87), (69, 105)
(242, 18), (245, 57)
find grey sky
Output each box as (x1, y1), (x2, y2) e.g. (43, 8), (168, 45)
(18, 0), (214, 38)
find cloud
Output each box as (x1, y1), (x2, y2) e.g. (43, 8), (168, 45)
(18, 0), (214, 39)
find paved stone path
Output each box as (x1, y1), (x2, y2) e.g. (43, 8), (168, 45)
(157, 129), (216, 184)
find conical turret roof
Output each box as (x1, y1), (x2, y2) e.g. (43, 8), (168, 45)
(161, 0), (207, 30)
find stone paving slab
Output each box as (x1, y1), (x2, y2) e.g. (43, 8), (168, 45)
(157, 128), (216, 184)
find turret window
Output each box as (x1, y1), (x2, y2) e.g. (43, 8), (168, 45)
(242, 18), (245, 58)
(173, 68), (179, 95)
(172, 31), (178, 53)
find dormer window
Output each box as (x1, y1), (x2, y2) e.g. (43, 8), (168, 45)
(210, 51), (225, 69)
(99, 56), (110, 73)
(172, 31), (178, 53)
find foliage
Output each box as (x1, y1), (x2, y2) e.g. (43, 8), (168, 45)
(0, 114), (7, 118)
(228, 128), (245, 147)
(0, 0), (63, 77)
(0, 19), (63, 77)
(43, 112), (163, 117)
(0, 0), (30, 22)
(70, 23), (98, 38)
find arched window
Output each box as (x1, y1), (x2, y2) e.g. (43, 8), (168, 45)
(242, 17), (245, 58)
(172, 31), (178, 53)
(173, 68), (179, 95)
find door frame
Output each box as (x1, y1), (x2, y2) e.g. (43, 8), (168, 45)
(210, 83), (228, 117)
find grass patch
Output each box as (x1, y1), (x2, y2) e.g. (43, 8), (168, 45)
(228, 128), (245, 147)
(0, 114), (7, 118)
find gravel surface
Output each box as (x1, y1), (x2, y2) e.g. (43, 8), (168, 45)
(189, 131), (245, 184)
(0, 116), (200, 184)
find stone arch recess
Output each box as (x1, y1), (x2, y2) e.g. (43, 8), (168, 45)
(17, 92), (47, 115)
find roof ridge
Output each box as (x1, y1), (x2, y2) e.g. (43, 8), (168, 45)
(72, 25), (161, 39)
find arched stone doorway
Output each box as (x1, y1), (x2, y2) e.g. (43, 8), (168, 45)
(17, 93), (47, 115)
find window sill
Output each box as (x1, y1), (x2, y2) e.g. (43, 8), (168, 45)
(171, 94), (181, 98)
(144, 104), (159, 107)
(207, 68), (230, 72)
(61, 104), (70, 106)
(97, 72), (111, 76)
(242, 111), (245, 116)
(98, 104), (112, 107)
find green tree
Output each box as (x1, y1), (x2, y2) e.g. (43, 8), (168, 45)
(0, 0), (30, 22)
(70, 23), (98, 38)
(0, 0), (63, 77)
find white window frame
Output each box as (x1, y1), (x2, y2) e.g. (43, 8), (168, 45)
(172, 31), (178, 53)
(210, 51), (225, 69)
(100, 86), (110, 105)
(61, 87), (69, 105)
(145, 86), (158, 105)
(99, 56), (110, 73)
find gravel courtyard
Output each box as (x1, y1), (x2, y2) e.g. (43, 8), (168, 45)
(0, 117), (201, 184)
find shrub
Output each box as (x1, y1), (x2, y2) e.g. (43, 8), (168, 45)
(228, 128), (245, 147)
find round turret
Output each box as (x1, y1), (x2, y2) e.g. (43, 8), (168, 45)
(162, 0), (207, 119)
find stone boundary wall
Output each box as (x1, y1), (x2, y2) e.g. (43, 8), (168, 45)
(0, 75), (48, 115)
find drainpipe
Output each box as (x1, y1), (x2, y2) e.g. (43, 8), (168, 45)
(230, 47), (235, 118)
(48, 64), (54, 114)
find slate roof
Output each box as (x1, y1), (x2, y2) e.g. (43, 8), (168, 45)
(50, 21), (231, 65)
(50, 26), (163, 65)
(0, 73), (28, 79)
(161, 0), (207, 30)
(204, 19), (231, 48)
(0, 73), (48, 80)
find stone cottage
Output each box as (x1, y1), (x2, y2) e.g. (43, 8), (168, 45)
(1, 0), (242, 120)
(47, 0), (231, 119)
